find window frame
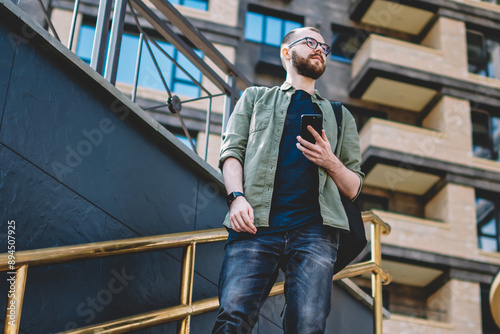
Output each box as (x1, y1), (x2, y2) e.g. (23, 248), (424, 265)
(471, 108), (499, 161)
(75, 24), (203, 98)
(476, 195), (500, 252)
(244, 6), (303, 47)
(330, 24), (370, 64)
(170, 0), (209, 11)
(466, 28), (500, 79)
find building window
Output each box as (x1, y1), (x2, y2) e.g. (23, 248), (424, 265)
(244, 8), (302, 47)
(331, 24), (369, 63)
(76, 25), (203, 97)
(467, 30), (500, 79)
(476, 197), (500, 252)
(170, 0), (208, 11)
(471, 109), (500, 161)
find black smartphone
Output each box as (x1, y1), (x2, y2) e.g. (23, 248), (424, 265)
(300, 114), (323, 143)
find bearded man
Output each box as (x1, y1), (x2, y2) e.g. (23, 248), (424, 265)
(212, 27), (364, 334)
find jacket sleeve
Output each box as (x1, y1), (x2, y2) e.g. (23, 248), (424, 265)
(339, 106), (365, 201)
(219, 87), (255, 170)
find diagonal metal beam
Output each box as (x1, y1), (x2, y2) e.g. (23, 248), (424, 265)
(146, 0), (251, 92)
(130, 0), (233, 96)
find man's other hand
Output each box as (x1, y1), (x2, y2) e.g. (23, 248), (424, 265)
(229, 196), (257, 234)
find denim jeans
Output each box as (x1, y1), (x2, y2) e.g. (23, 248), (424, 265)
(212, 223), (340, 334)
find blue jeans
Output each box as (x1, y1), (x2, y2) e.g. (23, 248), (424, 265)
(212, 223), (340, 334)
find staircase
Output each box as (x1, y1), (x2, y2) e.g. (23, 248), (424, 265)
(0, 0), (390, 332)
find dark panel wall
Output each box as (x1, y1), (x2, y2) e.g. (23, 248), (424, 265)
(0, 4), (227, 333)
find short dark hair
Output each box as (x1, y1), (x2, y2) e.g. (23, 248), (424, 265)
(281, 26), (321, 48)
(280, 27), (322, 69)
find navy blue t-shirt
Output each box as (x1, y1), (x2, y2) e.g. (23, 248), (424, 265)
(227, 90), (322, 244)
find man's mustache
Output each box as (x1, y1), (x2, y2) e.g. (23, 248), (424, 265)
(308, 54), (325, 65)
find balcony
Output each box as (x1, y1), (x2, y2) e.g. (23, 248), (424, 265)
(360, 117), (456, 197)
(349, 0), (436, 36)
(349, 0), (500, 35)
(350, 16), (500, 112)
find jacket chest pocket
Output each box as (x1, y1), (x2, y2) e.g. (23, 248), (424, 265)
(249, 103), (273, 133)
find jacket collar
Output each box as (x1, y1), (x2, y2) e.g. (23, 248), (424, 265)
(279, 81), (325, 100)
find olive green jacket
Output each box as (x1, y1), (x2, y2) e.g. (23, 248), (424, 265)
(219, 82), (364, 231)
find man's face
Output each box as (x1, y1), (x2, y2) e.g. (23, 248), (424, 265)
(289, 31), (327, 80)
(291, 48), (326, 80)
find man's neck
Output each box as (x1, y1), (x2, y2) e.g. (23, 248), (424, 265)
(285, 73), (316, 96)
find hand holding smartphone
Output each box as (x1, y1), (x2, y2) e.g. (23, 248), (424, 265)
(300, 114), (323, 143)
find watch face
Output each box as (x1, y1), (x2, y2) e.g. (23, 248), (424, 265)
(227, 192), (243, 206)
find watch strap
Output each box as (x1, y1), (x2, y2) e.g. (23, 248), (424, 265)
(227, 191), (244, 207)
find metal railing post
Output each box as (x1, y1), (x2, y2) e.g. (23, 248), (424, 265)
(67, 0), (80, 51)
(178, 243), (196, 334)
(131, 33), (144, 103)
(105, 0), (128, 84)
(222, 74), (236, 134)
(0, 215), (390, 334)
(3, 265), (28, 334)
(91, 0), (113, 74)
(35, 0), (61, 42)
(371, 222), (383, 334)
(203, 97), (213, 161)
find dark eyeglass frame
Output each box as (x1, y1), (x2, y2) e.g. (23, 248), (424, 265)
(287, 37), (331, 55)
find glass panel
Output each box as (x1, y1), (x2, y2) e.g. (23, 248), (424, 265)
(471, 110), (492, 159)
(174, 50), (202, 82)
(480, 217), (497, 235)
(264, 16), (282, 47)
(476, 197), (494, 219)
(173, 81), (200, 97)
(183, 0), (208, 11)
(116, 33), (140, 84)
(169, 0), (180, 5)
(467, 31), (487, 72)
(489, 41), (500, 79)
(76, 25), (96, 64)
(76, 26), (202, 97)
(139, 41), (174, 91)
(492, 117), (500, 135)
(493, 117), (500, 161)
(479, 236), (498, 252)
(331, 31), (366, 62)
(284, 20), (302, 36)
(473, 145), (492, 159)
(244, 12), (264, 43)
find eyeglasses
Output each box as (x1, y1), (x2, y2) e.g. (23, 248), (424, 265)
(287, 37), (331, 55)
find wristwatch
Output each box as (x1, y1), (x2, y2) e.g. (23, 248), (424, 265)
(226, 191), (244, 207)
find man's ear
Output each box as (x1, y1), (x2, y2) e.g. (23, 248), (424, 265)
(281, 47), (291, 61)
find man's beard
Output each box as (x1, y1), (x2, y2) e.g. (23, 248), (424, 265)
(291, 50), (326, 80)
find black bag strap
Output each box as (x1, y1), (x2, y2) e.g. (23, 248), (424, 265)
(331, 102), (343, 155)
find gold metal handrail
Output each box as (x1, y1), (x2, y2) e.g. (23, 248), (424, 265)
(1, 211), (391, 334)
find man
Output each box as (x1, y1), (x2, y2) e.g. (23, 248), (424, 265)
(213, 27), (364, 333)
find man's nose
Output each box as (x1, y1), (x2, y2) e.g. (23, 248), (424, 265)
(312, 48), (324, 57)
